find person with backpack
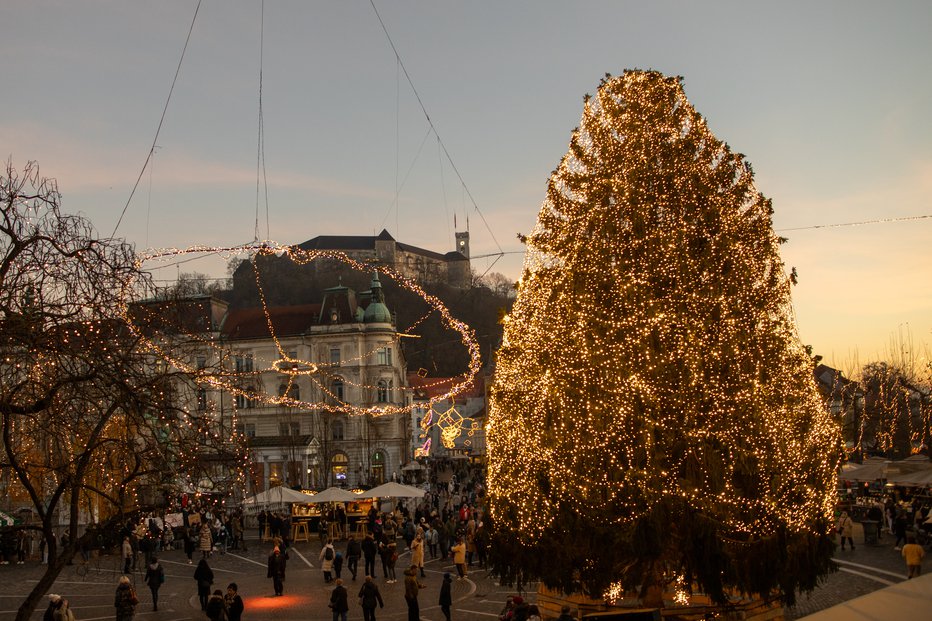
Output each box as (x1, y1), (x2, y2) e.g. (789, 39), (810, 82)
(143, 555), (165, 611)
(320, 537), (336, 583)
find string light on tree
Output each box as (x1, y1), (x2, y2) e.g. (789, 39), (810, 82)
(486, 70), (840, 607)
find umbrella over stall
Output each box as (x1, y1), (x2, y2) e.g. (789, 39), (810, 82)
(358, 481), (425, 499)
(304, 486), (362, 504)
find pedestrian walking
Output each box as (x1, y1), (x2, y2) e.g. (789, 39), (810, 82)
(329, 578), (349, 621)
(451, 537), (467, 578)
(199, 522), (213, 559)
(403, 564), (426, 621)
(183, 527), (196, 564)
(439, 572), (453, 621)
(267, 545), (289, 595)
(346, 534), (361, 580)
(362, 534), (378, 579)
(902, 535), (925, 578)
(194, 558), (214, 610)
(43, 594), (63, 621)
(225, 583), (244, 621)
(114, 576), (138, 621)
(143, 556), (165, 611)
(358, 576), (385, 621)
(320, 538), (336, 583)
(121, 536), (133, 574)
(835, 511), (854, 551)
(411, 533), (426, 577)
(205, 589), (227, 621)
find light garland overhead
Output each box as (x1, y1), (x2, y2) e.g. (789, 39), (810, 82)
(121, 241), (481, 417)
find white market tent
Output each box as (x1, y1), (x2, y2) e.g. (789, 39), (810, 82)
(242, 486), (311, 509)
(887, 468), (932, 487)
(304, 487), (362, 504)
(358, 481), (425, 499)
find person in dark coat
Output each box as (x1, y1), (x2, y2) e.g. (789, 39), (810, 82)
(114, 575), (138, 621)
(439, 572), (453, 621)
(403, 565), (425, 621)
(143, 556), (165, 611)
(329, 578), (349, 621)
(361, 533), (378, 580)
(358, 575), (384, 621)
(225, 583), (244, 621)
(205, 589), (227, 621)
(556, 605), (575, 621)
(267, 545), (289, 595)
(346, 534), (362, 580)
(193, 558), (214, 610)
(43, 594), (63, 621)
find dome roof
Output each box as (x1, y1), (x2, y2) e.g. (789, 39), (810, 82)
(364, 273), (392, 324)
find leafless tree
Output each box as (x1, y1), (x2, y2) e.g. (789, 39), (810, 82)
(0, 161), (239, 621)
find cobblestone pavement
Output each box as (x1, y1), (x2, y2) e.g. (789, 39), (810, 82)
(0, 537), (529, 621)
(0, 527), (921, 620)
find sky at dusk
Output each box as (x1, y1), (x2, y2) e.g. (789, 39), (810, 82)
(2, 1), (931, 372)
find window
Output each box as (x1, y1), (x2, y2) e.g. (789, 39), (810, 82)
(235, 354), (254, 373)
(331, 452), (349, 482)
(196, 388), (207, 411)
(377, 347), (392, 366)
(235, 386), (257, 409)
(377, 379), (391, 403)
(332, 420), (344, 441)
(235, 423), (256, 438)
(278, 382), (300, 401)
(196, 356), (207, 370)
(330, 347), (341, 365)
(371, 450), (386, 485)
(279, 422), (300, 437)
(331, 379), (344, 401)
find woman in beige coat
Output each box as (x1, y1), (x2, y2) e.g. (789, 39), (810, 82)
(410, 533), (425, 577)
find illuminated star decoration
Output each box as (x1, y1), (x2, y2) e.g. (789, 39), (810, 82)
(417, 401), (480, 455)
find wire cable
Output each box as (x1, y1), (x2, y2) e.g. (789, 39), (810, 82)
(112, 0), (202, 238)
(368, 0), (504, 255)
(777, 213), (932, 232)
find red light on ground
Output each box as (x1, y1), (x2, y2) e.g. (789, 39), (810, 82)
(244, 593), (311, 609)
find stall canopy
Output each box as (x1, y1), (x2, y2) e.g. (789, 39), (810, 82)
(358, 482), (426, 498)
(242, 486), (310, 508)
(887, 468), (932, 487)
(305, 487), (361, 504)
(840, 461), (889, 482)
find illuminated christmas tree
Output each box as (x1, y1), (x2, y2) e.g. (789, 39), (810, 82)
(487, 71), (839, 607)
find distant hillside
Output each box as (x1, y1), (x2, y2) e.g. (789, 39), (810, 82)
(217, 254), (512, 377)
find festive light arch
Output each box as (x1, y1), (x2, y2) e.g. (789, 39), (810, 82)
(120, 241), (482, 418)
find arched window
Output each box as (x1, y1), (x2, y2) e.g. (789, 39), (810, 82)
(331, 451), (349, 483)
(371, 450), (386, 485)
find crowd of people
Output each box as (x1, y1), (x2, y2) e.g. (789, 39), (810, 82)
(33, 465), (576, 621)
